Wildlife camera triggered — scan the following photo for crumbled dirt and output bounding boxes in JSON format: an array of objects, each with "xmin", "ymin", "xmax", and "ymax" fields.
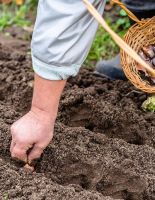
[{"xmin": 0, "ymin": 34, "xmax": 155, "ymax": 200}]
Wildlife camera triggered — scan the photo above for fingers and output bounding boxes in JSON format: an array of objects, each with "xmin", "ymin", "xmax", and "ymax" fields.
[
  {"xmin": 11, "ymin": 143, "xmax": 31, "ymax": 163},
  {"xmin": 28, "ymin": 145, "xmax": 44, "ymax": 164}
]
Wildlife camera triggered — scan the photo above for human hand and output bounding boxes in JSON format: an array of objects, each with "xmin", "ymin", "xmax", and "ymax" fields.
[
  {"xmin": 10, "ymin": 108, "xmax": 55, "ymax": 163},
  {"xmin": 10, "ymin": 74, "xmax": 66, "ymax": 164}
]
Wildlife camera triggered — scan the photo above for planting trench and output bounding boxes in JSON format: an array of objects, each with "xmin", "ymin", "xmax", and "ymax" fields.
[{"xmin": 0, "ymin": 34, "xmax": 155, "ymax": 200}]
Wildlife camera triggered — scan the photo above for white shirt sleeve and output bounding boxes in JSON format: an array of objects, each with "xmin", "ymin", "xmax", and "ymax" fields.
[{"xmin": 31, "ymin": 0, "xmax": 106, "ymax": 80}]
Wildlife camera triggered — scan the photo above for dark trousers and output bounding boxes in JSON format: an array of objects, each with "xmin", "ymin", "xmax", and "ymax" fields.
[{"xmin": 122, "ymin": 0, "xmax": 155, "ymax": 19}]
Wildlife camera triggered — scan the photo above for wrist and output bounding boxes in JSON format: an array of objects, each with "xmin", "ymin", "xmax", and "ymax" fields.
[
  {"xmin": 30, "ymin": 74, "xmax": 66, "ymax": 123},
  {"xmin": 30, "ymin": 106, "xmax": 57, "ymax": 123}
]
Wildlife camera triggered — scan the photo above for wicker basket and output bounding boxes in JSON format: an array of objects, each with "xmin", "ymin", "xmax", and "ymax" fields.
[
  {"xmin": 83, "ymin": 0, "xmax": 155, "ymax": 93},
  {"xmin": 121, "ymin": 16, "xmax": 155, "ymax": 93}
]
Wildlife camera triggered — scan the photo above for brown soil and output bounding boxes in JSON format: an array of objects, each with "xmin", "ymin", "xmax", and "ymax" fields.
[{"xmin": 0, "ymin": 33, "xmax": 155, "ymax": 200}]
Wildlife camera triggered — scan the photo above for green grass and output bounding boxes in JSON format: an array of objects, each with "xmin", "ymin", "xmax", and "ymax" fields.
[
  {"xmin": 84, "ymin": 25, "xmax": 119, "ymax": 66},
  {"xmin": 0, "ymin": 4, "xmax": 30, "ymax": 30},
  {"xmin": 85, "ymin": 9, "xmax": 131, "ymax": 66},
  {"xmin": 0, "ymin": 0, "xmax": 37, "ymax": 30}
]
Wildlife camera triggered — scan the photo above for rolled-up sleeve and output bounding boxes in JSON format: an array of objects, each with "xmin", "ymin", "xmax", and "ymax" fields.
[{"xmin": 31, "ymin": 0, "xmax": 106, "ymax": 80}]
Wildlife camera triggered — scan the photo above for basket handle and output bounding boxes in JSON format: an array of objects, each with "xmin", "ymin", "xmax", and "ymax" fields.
[
  {"xmin": 82, "ymin": 0, "xmax": 155, "ymax": 78},
  {"xmin": 111, "ymin": 0, "xmax": 141, "ymax": 25}
]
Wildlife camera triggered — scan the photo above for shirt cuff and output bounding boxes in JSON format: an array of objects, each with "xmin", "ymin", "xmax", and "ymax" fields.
[{"xmin": 32, "ymin": 54, "xmax": 81, "ymax": 80}]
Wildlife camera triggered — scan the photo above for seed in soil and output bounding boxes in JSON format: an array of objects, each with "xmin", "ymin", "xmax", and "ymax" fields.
[{"xmin": 24, "ymin": 164, "xmax": 34, "ymax": 172}]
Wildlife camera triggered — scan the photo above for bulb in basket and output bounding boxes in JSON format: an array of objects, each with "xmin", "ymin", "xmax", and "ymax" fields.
[{"xmin": 137, "ymin": 44, "xmax": 155, "ymax": 84}]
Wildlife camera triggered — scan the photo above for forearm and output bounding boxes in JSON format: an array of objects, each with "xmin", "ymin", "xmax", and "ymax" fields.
[
  {"xmin": 31, "ymin": 74, "xmax": 66, "ymax": 121},
  {"xmin": 10, "ymin": 74, "xmax": 66, "ymax": 162}
]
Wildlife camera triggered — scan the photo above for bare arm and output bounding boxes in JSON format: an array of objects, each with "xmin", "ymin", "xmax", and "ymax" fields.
[{"xmin": 10, "ymin": 74, "xmax": 66, "ymax": 163}]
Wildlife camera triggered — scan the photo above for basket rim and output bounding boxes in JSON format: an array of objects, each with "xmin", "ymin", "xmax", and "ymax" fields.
[{"xmin": 121, "ymin": 16, "xmax": 155, "ymax": 93}]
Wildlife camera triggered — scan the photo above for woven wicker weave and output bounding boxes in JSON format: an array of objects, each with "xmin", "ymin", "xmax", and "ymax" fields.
[
  {"xmin": 121, "ymin": 17, "xmax": 155, "ymax": 93},
  {"xmin": 83, "ymin": 0, "xmax": 155, "ymax": 93}
]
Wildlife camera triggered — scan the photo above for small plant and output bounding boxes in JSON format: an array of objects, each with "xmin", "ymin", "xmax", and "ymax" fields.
[{"xmin": 142, "ymin": 96, "xmax": 155, "ymax": 112}]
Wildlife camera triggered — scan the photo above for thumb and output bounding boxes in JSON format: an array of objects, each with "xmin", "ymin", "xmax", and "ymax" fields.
[
  {"xmin": 28, "ymin": 145, "xmax": 44, "ymax": 164},
  {"xmin": 11, "ymin": 143, "xmax": 29, "ymax": 163},
  {"xmin": 10, "ymin": 140, "xmax": 16, "ymax": 153}
]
